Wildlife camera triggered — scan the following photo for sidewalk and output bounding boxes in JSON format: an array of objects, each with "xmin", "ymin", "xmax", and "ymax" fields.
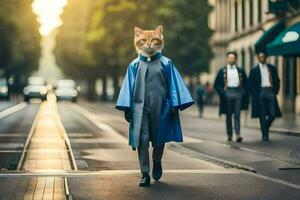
[{"xmin": 183, "ymin": 105, "xmax": 300, "ymax": 135}]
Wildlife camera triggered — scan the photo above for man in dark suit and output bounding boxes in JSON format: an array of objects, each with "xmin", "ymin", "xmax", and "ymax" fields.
[
  {"xmin": 248, "ymin": 52, "xmax": 282, "ymax": 142},
  {"xmin": 214, "ymin": 52, "xmax": 248, "ymax": 142}
]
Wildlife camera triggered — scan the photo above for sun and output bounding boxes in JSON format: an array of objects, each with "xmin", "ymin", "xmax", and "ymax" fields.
[{"xmin": 32, "ymin": 0, "xmax": 68, "ymax": 36}]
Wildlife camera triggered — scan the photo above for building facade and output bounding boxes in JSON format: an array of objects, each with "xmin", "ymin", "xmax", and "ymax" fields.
[{"xmin": 208, "ymin": 0, "xmax": 300, "ymax": 114}]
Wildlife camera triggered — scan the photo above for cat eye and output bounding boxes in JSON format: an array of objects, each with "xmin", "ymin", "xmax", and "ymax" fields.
[
  {"xmin": 140, "ymin": 39, "xmax": 146, "ymax": 43},
  {"xmin": 151, "ymin": 38, "xmax": 160, "ymax": 42}
]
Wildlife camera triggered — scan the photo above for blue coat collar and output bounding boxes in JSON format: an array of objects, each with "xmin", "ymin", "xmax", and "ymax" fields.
[{"xmin": 139, "ymin": 52, "xmax": 162, "ymax": 62}]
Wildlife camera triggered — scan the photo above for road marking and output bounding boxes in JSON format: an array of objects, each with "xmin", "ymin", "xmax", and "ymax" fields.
[
  {"xmin": 172, "ymin": 143, "xmax": 300, "ymax": 190},
  {"xmin": 0, "ymin": 102, "xmax": 27, "ymax": 120},
  {"xmin": 0, "ymin": 150, "xmax": 23, "ymax": 153},
  {"xmin": 0, "ymin": 169, "xmax": 240, "ymax": 177},
  {"xmin": 72, "ymin": 104, "xmax": 127, "ymax": 143},
  {"xmin": 74, "ymin": 104, "xmax": 300, "ymax": 190},
  {"xmin": 184, "ymin": 135, "xmax": 300, "ymax": 166},
  {"xmin": 242, "ymin": 170, "xmax": 300, "ymax": 190},
  {"xmin": 0, "ymin": 133, "xmax": 27, "ymax": 137}
]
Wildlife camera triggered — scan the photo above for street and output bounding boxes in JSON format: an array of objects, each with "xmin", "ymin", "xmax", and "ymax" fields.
[{"xmin": 0, "ymin": 98, "xmax": 299, "ymax": 199}]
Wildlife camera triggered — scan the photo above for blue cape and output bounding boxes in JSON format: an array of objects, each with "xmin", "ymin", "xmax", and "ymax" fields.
[{"xmin": 115, "ymin": 56, "xmax": 194, "ymax": 148}]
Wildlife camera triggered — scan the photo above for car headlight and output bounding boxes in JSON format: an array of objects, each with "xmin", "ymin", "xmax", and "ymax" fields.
[
  {"xmin": 73, "ymin": 90, "xmax": 78, "ymax": 97},
  {"xmin": 23, "ymin": 88, "xmax": 29, "ymax": 95},
  {"xmin": 55, "ymin": 90, "xmax": 61, "ymax": 96},
  {"xmin": 40, "ymin": 88, "xmax": 47, "ymax": 95},
  {"xmin": 0, "ymin": 87, "xmax": 8, "ymax": 94}
]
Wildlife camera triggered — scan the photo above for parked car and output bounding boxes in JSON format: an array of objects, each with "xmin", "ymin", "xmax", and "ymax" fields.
[
  {"xmin": 23, "ymin": 77, "xmax": 48, "ymax": 102},
  {"xmin": 0, "ymin": 78, "xmax": 9, "ymax": 100},
  {"xmin": 55, "ymin": 79, "xmax": 78, "ymax": 102}
]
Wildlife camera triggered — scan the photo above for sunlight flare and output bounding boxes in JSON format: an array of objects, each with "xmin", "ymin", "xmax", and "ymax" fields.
[{"xmin": 32, "ymin": 0, "xmax": 67, "ymax": 36}]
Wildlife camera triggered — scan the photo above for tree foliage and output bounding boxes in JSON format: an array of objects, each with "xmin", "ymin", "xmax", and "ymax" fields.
[
  {"xmin": 0, "ymin": 0, "xmax": 41, "ymax": 91},
  {"xmin": 55, "ymin": 0, "xmax": 213, "ymax": 99}
]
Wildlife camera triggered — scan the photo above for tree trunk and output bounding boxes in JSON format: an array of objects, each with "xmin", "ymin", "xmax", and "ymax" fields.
[
  {"xmin": 101, "ymin": 75, "xmax": 108, "ymax": 101},
  {"xmin": 113, "ymin": 74, "xmax": 120, "ymax": 100},
  {"xmin": 87, "ymin": 78, "xmax": 96, "ymax": 101}
]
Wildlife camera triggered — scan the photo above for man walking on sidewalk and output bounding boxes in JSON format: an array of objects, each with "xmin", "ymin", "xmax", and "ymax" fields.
[
  {"xmin": 248, "ymin": 52, "xmax": 282, "ymax": 142},
  {"xmin": 195, "ymin": 80, "xmax": 205, "ymax": 118},
  {"xmin": 116, "ymin": 25, "xmax": 193, "ymax": 187},
  {"xmin": 214, "ymin": 52, "xmax": 248, "ymax": 142}
]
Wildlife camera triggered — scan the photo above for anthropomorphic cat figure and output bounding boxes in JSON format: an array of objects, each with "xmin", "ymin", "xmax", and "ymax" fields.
[{"xmin": 116, "ymin": 25, "xmax": 193, "ymax": 187}]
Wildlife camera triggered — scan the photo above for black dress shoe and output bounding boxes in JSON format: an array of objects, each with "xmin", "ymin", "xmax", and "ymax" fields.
[
  {"xmin": 139, "ymin": 173, "xmax": 150, "ymax": 187},
  {"xmin": 227, "ymin": 137, "xmax": 232, "ymax": 142},
  {"xmin": 262, "ymin": 137, "xmax": 269, "ymax": 142},
  {"xmin": 236, "ymin": 136, "xmax": 243, "ymax": 143},
  {"xmin": 152, "ymin": 161, "xmax": 162, "ymax": 181}
]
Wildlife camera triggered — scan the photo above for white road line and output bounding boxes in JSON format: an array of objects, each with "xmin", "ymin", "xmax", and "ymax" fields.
[
  {"xmin": 171, "ymin": 143, "xmax": 300, "ymax": 190},
  {"xmin": 0, "ymin": 102, "xmax": 27, "ymax": 120},
  {"xmin": 72, "ymin": 104, "xmax": 127, "ymax": 143},
  {"xmin": 242, "ymin": 170, "xmax": 300, "ymax": 190},
  {"xmin": 0, "ymin": 169, "xmax": 240, "ymax": 177}
]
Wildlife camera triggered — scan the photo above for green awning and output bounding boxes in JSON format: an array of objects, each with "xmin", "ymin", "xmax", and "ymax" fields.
[
  {"xmin": 267, "ymin": 22, "xmax": 300, "ymax": 56},
  {"xmin": 255, "ymin": 21, "xmax": 285, "ymax": 54}
]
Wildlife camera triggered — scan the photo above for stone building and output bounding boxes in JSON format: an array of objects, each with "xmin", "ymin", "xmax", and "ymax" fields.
[{"xmin": 207, "ymin": 0, "xmax": 300, "ymax": 114}]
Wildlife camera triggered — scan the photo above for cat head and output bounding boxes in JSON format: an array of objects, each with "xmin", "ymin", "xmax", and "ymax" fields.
[{"xmin": 134, "ymin": 25, "xmax": 164, "ymax": 56}]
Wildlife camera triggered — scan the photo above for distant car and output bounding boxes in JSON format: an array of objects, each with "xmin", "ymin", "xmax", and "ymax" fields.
[
  {"xmin": 55, "ymin": 79, "xmax": 78, "ymax": 102},
  {"xmin": 0, "ymin": 78, "xmax": 9, "ymax": 100},
  {"xmin": 23, "ymin": 77, "xmax": 48, "ymax": 102}
]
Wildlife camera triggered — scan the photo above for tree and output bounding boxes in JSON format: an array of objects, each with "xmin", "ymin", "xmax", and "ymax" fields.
[
  {"xmin": 55, "ymin": 0, "xmax": 98, "ymax": 100},
  {"xmin": 161, "ymin": 0, "xmax": 213, "ymax": 77},
  {"xmin": 56, "ymin": 0, "xmax": 214, "ymax": 100},
  {"xmin": 0, "ymin": 0, "xmax": 41, "ymax": 94}
]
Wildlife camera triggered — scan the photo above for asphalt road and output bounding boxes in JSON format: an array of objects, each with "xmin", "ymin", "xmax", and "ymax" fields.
[{"xmin": 0, "ymin": 100, "xmax": 299, "ymax": 199}]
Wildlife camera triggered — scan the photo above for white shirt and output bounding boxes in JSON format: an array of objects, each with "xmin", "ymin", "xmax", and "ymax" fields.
[
  {"xmin": 226, "ymin": 64, "xmax": 240, "ymax": 87},
  {"xmin": 259, "ymin": 63, "xmax": 271, "ymax": 87}
]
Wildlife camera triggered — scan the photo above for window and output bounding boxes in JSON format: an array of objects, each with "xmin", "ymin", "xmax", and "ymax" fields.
[
  {"xmin": 258, "ymin": 0, "xmax": 262, "ymax": 23},
  {"xmin": 241, "ymin": 49, "xmax": 246, "ymax": 69},
  {"xmin": 249, "ymin": 0, "xmax": 254, "ymax": 26},
  {"xmin": 242, "ymin": 0, "xmax": 245, "ymax": 29},
  {"xmin": 234, "ymin": 1, "xmax": 238, "ymax": 31},
  {"xmin": 249, "ymin": 47, "xmax": 254, "ymax": 69}
]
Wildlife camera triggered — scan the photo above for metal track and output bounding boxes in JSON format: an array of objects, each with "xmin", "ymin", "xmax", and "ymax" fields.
[{"xmin": 16, "ymin": 100, "xmax": 77, "ymax": 199}]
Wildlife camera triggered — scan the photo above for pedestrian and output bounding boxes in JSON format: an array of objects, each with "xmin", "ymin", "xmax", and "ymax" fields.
[
  {"xmin": 195, "ymin": 80, "xmax": 205, "ymax": 118},
  {"xmin": 214, "ymin": 51, "xmax": 248, "ymax": 142},
  {"xmin": 115, "ymin": 25, "xmax": 194, "ymax": 187},
  {"xmin": 204, "ymin": 82, "xmax": 213, "ymax": 105},
  {"xmin": 248, "ymin": 52, "xmax": 282, "ymax": 142}
]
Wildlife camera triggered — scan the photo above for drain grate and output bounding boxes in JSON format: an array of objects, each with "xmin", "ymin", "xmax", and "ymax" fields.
[{"xmin": 290, "ymin": 145, "xmax": 300, "ymax": 159}]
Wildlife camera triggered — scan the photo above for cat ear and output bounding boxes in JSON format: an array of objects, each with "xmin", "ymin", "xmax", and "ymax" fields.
[
  {"xmin": 134, "ymin": 26, "xmax": 143, "ymax": 37},
  {"xmin": 154, "ymin": 25, "xmax": 163, "ymax": 36}
]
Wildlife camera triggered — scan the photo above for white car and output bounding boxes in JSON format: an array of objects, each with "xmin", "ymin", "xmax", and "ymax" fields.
[
  {"xmin": 23, "ymin": 77, "xmax": 48, "ymax": 102},
  {"xmin": 55, "ymin": 79, "xmax": 79, "ymax": 102}
]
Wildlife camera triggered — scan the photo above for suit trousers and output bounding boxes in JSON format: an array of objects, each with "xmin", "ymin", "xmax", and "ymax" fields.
[
  {"xmin": 138, "ymin": 111, "xmax": 164, "ymax": 173},
  {"xmin": 225, "ymin": 87, "xmax": 242, "ymax": 138},
  {"xmin": 258, "ymin": 87, "xmax": 276, "ymax": 139}
]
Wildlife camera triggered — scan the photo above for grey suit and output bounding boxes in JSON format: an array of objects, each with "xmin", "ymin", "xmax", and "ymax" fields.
[{"xmin": 135, "ymin": 59, "xmax": 167, "ymax": 173}]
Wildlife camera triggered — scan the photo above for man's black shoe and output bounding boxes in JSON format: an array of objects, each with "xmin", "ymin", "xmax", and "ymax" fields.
[
  {"xmin": 227, "ymin": 137, "xmax": 232, "ymax": 141},
  {"xmin": 152, "ymin": 161, "xmax": 162, "ymax": 181},
  {"xmin": 262, "ymin": 137, "xmax": 269, "ymax": 142},
  {"xmin": 236, "ymin": 136, "xmax": 243, "ymax": 143},
  {"xmin": 139, "ymin": 173, "xmax": 150, "ymax": 187}
]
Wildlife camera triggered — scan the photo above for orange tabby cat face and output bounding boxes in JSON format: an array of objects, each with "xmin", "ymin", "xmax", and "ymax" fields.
[{"xmin": 134, "ymin": 25, "xmax": 164, "ymax": 56}]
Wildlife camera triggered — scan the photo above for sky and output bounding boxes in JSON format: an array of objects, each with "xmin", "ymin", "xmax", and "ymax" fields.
[
  {"xmin": 32, "ymin": 0, "xmax": 68, "ymax": 36},
  {"xmin": 31, "ymin": 0, "xmax": 68, "ymax": 83}
]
